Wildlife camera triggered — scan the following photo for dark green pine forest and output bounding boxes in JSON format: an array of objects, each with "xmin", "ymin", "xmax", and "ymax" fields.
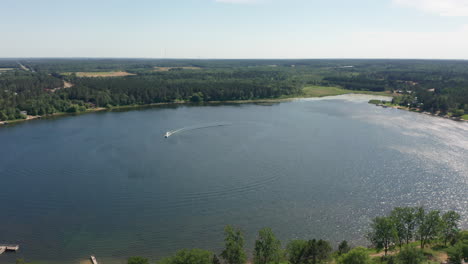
[{"xmin": 1, "ymin": 59, "xmax": 468, "ymax": 121}]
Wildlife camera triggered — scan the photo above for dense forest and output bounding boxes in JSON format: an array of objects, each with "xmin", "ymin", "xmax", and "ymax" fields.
[
  {"xmin": 0, "ymin": 68, "xmax": 301, "ymax": 120},
  {"xmin": 15, "ymin": 207, "xmax": 468, "ymax": 264},
  {"xmin": 1, "ymin": 59, "xmax": 468, "ymax": 121}
]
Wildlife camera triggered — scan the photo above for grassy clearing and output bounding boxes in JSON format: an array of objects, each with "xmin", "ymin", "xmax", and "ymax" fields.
[
  {"xmin": 368, "ymin": 100, "xmax": 398, "ymax": 106},
  {"xmin": 62, "ymin": 71, "xmax": 136, "ymax": 77},
  {"xmin": 153, "ymin": 66, "xmax": 202, "ymax": 72},
  {"xmin": 462, "ymin": 114, "xmax": 468, "ymax": 120},
  {"xmin": 300, "ymin": 85, "xmax": 392, "ymax": 98},
  {"xmin": 363, "ymin": 244, "xmax": 449, "ymax": 264}
]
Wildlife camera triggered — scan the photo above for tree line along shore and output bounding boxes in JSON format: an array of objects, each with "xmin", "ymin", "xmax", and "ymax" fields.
[
  {"xmin": 368, "ymin": 99, "xmax": 468, "ymax": 122},
  {"xmin": 14, "ymin": 207, "xmax": 468, "ymax": 264},
  {"xmin": 1, "ymin": 59, "xmax": 468, "ymax": 124}
]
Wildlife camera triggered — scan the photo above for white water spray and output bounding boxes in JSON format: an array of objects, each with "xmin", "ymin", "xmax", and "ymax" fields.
[{"xmin": 164, "ymin": 123, "xmax": 230, "ymax": 138}]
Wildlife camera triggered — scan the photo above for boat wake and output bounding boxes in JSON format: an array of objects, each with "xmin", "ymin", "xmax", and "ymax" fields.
[{"xmin": 164, "ymin": 123, "xmax": 230, "ymax": 138}]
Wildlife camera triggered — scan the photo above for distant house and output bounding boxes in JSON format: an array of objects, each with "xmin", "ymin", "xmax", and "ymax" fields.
[
  {"xmin": 427, "ymin": 88, "xmax": 435, "ymax": 92},
  {"xmin": 405, "ymin": 81, "xmax": 418, "ymax": 86},
  {"xmin": 20, "ymin": 111, "xmax": 27, "ymax": 116}
]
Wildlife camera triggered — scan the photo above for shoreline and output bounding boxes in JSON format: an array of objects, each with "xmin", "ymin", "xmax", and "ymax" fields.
[
  {"xmin": 0, "ymin": 97, "xmax": 305, "ymax": 127},
  {"xmin": 0, "ymin": 86, "xmax": 394, "ymax": 127},
  {"xmin": 3, "ymin": 93, "xmax": 466, "ymax": 127},
  {"xmin": 0, "ymin": 91, "xmax": 432, "ymax": 127},
  {"xmin": 372, "ymin": 103, "xmax": 468, "ymax": 123}
]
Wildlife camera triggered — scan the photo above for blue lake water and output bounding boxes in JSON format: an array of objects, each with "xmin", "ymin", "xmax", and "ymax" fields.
[{"xmin": 0, "ymin": 95, "xmax": 467, "ymax": 264}]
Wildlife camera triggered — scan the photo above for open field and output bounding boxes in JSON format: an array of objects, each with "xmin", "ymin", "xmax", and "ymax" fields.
[
  {"xmin": 63, "ymin": 80, "xmax": 73, "ymax": 88},
  {"xmin": 153, "ymin": 66, "xmax": 202, "ymax": 71},
  {"xmin": 61, "ymin": 71, "xmax": 136, "ymax": 77},
  {"xmin": 299, "ymin": 85, "xmax": 392, "ymax": 98}
]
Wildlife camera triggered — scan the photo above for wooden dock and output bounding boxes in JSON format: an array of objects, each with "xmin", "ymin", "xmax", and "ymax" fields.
[
  {"xmin": 0, "ymin": 245, "xmax": 19, "ymax": 255},
  {"xmin": 90, "ymin": 255, "xmax": 98, "ymax": 264}
]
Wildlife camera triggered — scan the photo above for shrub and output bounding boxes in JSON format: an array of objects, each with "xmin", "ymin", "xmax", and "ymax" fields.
[{"xmin": 338, "ymin": 247, "xmax": 371, "ymax": 264}]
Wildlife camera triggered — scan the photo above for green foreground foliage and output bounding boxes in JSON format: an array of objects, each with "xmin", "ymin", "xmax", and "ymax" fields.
[
  {"xmin": 128, "ymin": 256, "xmax": 150, "ymax": 264},
  {"xmin": 116, "ymin": 206, "xmax": 465, "ymax": 264},
  {"xmin": 367, "ymin": 207, "xmax": 462, "ymax": 254},
  {"xmin": 337, "ymin": 247, "xmax": 371, "ymax": 264},
  {"xmin": 447, "ymin": 231, "xmax": 468, "ymax": 264},
  {"xmin": 159, "ymin": 249, "xmax": 214, "ymax": 264},
  {"xmin": 396, "ymin": 245, "xmax": 425, "ymax": 264},
  {"xmin": 285, "ymin": 239, "xmax": 332, "ymax": 264},
  {"xmin": 222, "ymin": 225, "xmax": 247, "ymax": 264},
  {"xmin": 254, "ymin": 228, "xmax": 282, "ymax": 264}
]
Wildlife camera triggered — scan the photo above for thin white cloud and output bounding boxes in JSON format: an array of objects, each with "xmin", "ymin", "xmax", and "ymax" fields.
[
  {"xmin": 215, "ymin": 0, "xmax": 260, "ymax": 4},
  {"xmin": 393, "ymin": 0, "xmax": 468, "ymax": 16},
  {"xmin": 215, "ymin": 0, "xmax": 257, "ymax": 4}
]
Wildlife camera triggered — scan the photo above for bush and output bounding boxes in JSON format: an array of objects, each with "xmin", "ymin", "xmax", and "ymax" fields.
[
  {"xmin": 159, "ymin": 249, "xmax": 214, "ymax": 264},
  {"xmin": 451, "ymin": 109, "xmax": 465, "ymax": 117},
  {"xmin": 286, "ymin": 240, "xmax": 308, "ymax": 264},
  {"xmin": 66, "ymin": 104, "xmax": 86, "ymax": 113},
  {"xmin": 338, "ymin": 240, "xmax": 351, "ymax": 255},
  {"xmin": 0, "ymin": 111, "xmax": 8, "ymax": 121},
  {"xmin": 397, "ymin": 246, "xmax": 424, "ymax": 264},
  {"xmin": 128, "ymin": 256, "xmax": 149, "ymax": 264},
  {"xmin": 190, "ymin": 92, "xmax": 204, "ymax": 103},
  {"xmin": 447, "ymin": 242, "xmax": 468, "ymax": 264},
  {"xmin": 338, "ymin": 247, "xmax": 371, "ymax": 264}
]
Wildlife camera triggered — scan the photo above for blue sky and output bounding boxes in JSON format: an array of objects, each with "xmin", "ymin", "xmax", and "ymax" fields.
[{"xmin": 1, "ymin": 0, "xmax": 468, "ymax": 59}]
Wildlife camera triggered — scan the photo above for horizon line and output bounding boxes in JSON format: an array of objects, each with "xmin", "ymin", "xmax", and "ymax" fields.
[{"xmin": 1, "ymin": 57, "xmax": 468, "ymax": 61}]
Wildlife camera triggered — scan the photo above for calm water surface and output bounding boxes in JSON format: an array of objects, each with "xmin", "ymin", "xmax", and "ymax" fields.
[{"xmin": 0, "ymin": 95, "xmax": 467, "ymax": 264}]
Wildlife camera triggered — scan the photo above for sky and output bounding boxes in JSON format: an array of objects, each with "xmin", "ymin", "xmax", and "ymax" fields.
[{"xmin": 1, "ymin": 0, "xmax": 468, "ymax": 59}]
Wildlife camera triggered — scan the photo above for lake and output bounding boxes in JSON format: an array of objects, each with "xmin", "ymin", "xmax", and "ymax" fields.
[{"xmin": 0, "ymin": 95, "xmax": 467, "ymax": 264}]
